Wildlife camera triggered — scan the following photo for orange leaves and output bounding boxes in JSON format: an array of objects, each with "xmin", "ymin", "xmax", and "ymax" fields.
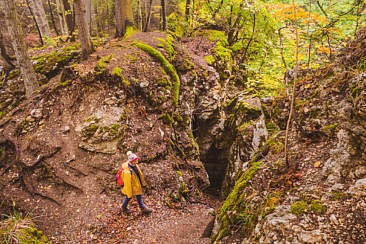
[{"xmin": 266, "ymin": 3, "xmax": 327, "ymax": 26}]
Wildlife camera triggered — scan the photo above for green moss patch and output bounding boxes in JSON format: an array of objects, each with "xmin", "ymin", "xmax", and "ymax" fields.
[
  {"xmin": 32, "ymin": 44, "xmax": 81, "ymax": 79},
  {"xmin": 214, "ymin": 161, "xmax": 262, "ymax": 241},
  {"xmin": 123, "ymin": 26, "xmax": 136, "ymax": 39},
  {"xmin": 290, "ymin": 200, "xmax": 307, "ymax": 215},
  {"xmin": 96, "ymin": 54, "xmax": 114, "ymax": 74},
  {"xmin": 291, "ymin": 199, "xmax": 327, "ymax": 216},
  {"xmin": 0, "ymin": 212, "xmax": 49, "ymax": 243},
  {"xmin": 156, "ymin": 34, "xmax": 176, "ymax": 61},
  {"xmin": 133, "ymin": 42, "xmax": 180, "ymax": 106},
  {"xmin": 111, "ymin": 67, "xmax": 130, "ymax": 86}
]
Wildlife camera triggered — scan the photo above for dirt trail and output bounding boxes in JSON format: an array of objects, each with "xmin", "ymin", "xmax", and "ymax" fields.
[{"xmin": 95, "ymin": 193, "xmax": 218, "ymax": 243}]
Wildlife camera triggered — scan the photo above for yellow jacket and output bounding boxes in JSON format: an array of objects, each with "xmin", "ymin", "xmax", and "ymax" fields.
[{"xmin": 121, "ymin": 162, "xmax": 147, "ymax": 198}]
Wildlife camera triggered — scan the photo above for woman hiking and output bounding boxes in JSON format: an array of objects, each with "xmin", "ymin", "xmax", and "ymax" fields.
[{"xmin": 121, "ymin": 151, "xmax": 153, "ymax": 216}]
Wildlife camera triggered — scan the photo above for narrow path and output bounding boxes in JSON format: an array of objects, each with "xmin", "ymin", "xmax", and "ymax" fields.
[
  {"xmin": 95, "ymin": 193, "xmax": 219, "ymax": 243},
  {"xmin": 127, "ymin": 203, "xmax": 214, "ymax": 243}
]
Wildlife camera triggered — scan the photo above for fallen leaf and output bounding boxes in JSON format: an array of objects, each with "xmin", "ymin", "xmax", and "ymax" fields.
[{"xmin": 314, "ymin": 161, "xmax": 321, "ymax": 168}]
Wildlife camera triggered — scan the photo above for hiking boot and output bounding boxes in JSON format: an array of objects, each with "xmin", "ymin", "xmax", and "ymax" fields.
[
  {"xmin": 122, "ymin": 208, "xmax": 131, "ymax": 216},
  {"xmin": 141, "ymin": 207, "xmax": 153, "ymax": 215}
]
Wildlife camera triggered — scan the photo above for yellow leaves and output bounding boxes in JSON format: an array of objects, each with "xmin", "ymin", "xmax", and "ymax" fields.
[
  {"xmin": 265, "ymin": 3, "xmax": 326, "ymax": 26},
  {"xmin": 314, "ymin": 161, "xmax": 322, "ymax": 168},
  {"xmin": 267, "ymin": 197, "xmax": 279, "ymax": 208},
  {"xmin": 316, "ymin": 45, "xmax": 331, "ymax": 55}
]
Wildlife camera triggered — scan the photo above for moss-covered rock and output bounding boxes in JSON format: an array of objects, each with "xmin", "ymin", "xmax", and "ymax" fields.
[
  {"xmin": 32, "ymin": 44, "xmax": 81, "ymax": 80},
  {"xmin": 212, "ymin": 161, "xmax": 262, "ymax": 241},
  {"xmin": 0, "ymin": 213, "xmax": 49, "ymax": 243},
  {"xmin": 77, "ymin": 107, "xmax": 126, "ymax": 154}
]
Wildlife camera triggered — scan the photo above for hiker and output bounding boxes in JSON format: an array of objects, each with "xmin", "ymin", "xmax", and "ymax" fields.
[{"xmin": 120, "ymin": 151, "xmax": 153, "ymax": 216}]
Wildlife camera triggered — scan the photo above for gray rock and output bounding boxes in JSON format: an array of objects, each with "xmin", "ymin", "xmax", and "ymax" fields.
[
  {"xmin": 30, "ymin": 108, "xmax": 43, "ymax": 119},
  {"xmin": 348, "ymin": 178, "xmax": 366, "ymax": 197}
]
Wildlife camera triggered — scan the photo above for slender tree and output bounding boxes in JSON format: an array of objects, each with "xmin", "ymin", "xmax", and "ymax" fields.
[
  {"xmin": 185, "ymin": 0, "xmax": 191, "ymax": 21},
  {"xmin": 306, "ymin": 0, "xmax": 313, "ymax": 69},
  {"xmin": 284, "ymin": 0, "xmax": 300, "ymax": 166},
  {"xmin": 25, "ymin": 0, "xmax": 44, "ymax": 45},
  {"xmin": 137, "ymin": 0, "xmax": 143, "ymax": 30},
  {"xmin": 85, "ymin": 0, "xmax": 96, "ymax": 35},
  {"xmin": 74, "ymin": 0, "xmax": 94, "ymax": 58},
  {"xmin": 143, "ymin": 0, "xmax": 153, "ymax": 32},
  {"xmin": 2, "ymin": 0, "xmax": 39, "ymax": 97},
  {"xmin": 161, "ymin": 0, "xmax": 167, "ymax": 31},
  {"xmin": 115, "ymin": 0, "xmax": 135, "ymax": 37},
  {"xmin": 28, "ymin": 0, "xmax": 51, "ymax": 37},
  {"xmin": 55, "ymin": 0, "xmax": 69, "ymax": 35},
  {"xmin": 62, "ymin": 0, "xmax": 74, "ymax": 35},
  {"xmin": 48, "ymin": 0, "xmax": 60, "ymax": 36}
]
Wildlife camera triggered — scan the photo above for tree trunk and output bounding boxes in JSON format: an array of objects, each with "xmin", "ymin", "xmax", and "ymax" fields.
[
  {"xmin": 115, "ymin": 0, "xmax": 135, "ymax": 37},
  {"xmin": 161, "ymin": 0, "xmax": 166, "ymax": 31},
  {"xmin": 29, "ymin": 0, "xmax": 51, "ymax": 37},
  {"xmin": 137, "ymin": 0, "xmax": 143, "ymax": 31},
  {"xmin": 284, "ymin": 0, "xmax": 300, "ymax": 166},
  {"xmin": 143, "ymin": 0, "xmax": 153, "ymax": 32},
  {"xmin": 62, "ymin": 0, "xmax": 74, "ymax": 35},
  {"xmin": 2, "ymin": 0, "xmax": 39, "ymax": 97},
  {"xmin": 0, "ymin": 32, "xmax": 15, "ymax": 70},
  {"xmin": 48, "ymin": 0, "xmax": 60, "ymax": 36},
  {"xmin": 25, "ymin": 0, "xmax": 44, "ymax": 45},
  {"xmin": 74, "ymin": 0, "xmax": 94, "ymax": 58},
  {"xmin": 55, "ymin": 0, "xmax": 69, "ymax": 35},
  {"xmin": 85, "ymin": 0, "xmax": 96, "ymax": 35},
  {"xmin": 185, "ymin": 0, "xmax": 191, "ymax": 21}
]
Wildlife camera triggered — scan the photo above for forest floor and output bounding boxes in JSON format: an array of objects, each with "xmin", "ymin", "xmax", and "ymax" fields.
[{"xmin": 91, "ymin": 192, "xmax": 219, "ymax": 243}]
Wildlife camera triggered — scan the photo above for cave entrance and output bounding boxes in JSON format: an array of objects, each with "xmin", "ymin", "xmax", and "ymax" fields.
[{"xmin": 200, "ymin": 145, "xmax": 229, "ymax": 197}]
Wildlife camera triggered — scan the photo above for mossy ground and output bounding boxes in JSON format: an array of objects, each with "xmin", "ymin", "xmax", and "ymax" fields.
[
  {"xmin": 0, "ymin": 212, "xmax": 49, "ymax": 243},
  {"xmin": 133, "ymin": 42, "xmax": 180, "ymax": 106}
]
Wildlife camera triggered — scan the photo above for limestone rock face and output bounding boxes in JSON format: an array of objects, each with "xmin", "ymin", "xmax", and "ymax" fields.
[
  {"xmin": 221, "ymin": 96, "xmax": 268, "ymax": 198},
  {"xmin": 76, "ymin": 105, "xmax": 125, "ymax": 154}
]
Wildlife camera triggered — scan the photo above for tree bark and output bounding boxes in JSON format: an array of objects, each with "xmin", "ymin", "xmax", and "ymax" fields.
[
  {"xmin": 48, "ymin": 0, "xmax": 60, "ymax": 36},
  {"xmin": 161, "ymin": 0, "xmax": 167, "ymax": 31},
  {"xmin": 29, "ymin": 0, "xmax": 51, "ymax": 37},
  {"xmin": 0, "ymin": 32, "xmax": 15, "ymax": 70},
  {"xmin": 115, "ymin": 0, "xmax": 135, "ymax": 37},
  {"xmin": 62, "ymin": 0, "xmax": 74, "ymax": 35},
  {"xmin": 143, "ymin": 0, "xmax": 153, "ymax": 32},
  {"xmin": 284, "ymin": 0, "xmax": 299, "ymax": 166},
  {"xmin": 185, "ymin": 0, "xmax": 191, "ymax": 21},
  {"xmin": 2, "ymin": 0, "xmax": 39, "ymax": 97},
  {"xmin": 74, "ymin": 0, "xmax": 94, "ymax": 58},
  {"xmin": 55, "ymin": 0, "xmax": 69, "ymax": 35},
  {"xmin": 25, "ymin": 0, "xmax": 44, "ymax": 45}
]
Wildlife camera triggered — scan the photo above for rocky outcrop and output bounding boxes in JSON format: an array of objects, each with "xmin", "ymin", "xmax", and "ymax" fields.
[
  {"xmin": 211, "ymin": 31, "xmax": 366, "ymax": 243},
  {"xmin": 181, "ymin": 36, "xmax": 269, "ymax": 197}
]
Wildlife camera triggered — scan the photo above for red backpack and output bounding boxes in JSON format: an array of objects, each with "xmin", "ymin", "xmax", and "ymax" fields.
[{"xmin": 116, "ymin": 168, "xmax": 124, "ymax": 186}]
